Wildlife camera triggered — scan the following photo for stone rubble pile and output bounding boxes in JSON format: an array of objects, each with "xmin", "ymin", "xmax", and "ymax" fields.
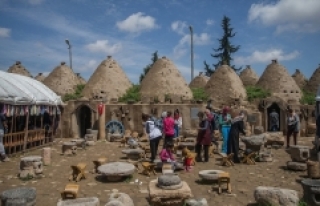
[
  {"xmin": 254, "ymin": 186, "xmax": 299, "ymax": 206},
  {"xmin": 287, "ymin": 145, "xmax": 309, "ymax": 171}
]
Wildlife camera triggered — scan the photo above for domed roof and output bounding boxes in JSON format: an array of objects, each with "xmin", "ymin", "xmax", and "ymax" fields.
[
  {"xmin": 292, "ymin": 69, "xmax": 307, "ymax": 89},
  {"xmin": 189, "ymin": 72, "xmax": 209, "ymax": 89},
  {"xmin": 204, "ymin": 63, "xmax": 247, "ymax": 107},
  {"xmin": 239, "ymin": 65, "xmax": 259, "ymax": 86},
  {"xmin": 43, "ymin": 62, "xmax": 79, "ymax": 96},
  {"xmin": 256, "ymin": 59, "xmax": 302, "ymax": 102},
  {"xmin": 304, "ymin": 64, "xmax": 320, "ymax": 94},
  {"xmin": 34, "ymin": 73, "xmax": 46, "ymax": 82},
  {"xmin": 7, "ymin": 61, "xmax": 32, "ymax": 77},
  {"xmin": 75, "ymin": 73, "xmax": 86, "ymax": 85},
  {"xmin": 139, "ymin": 56, "xmax": 193, "ymax": 100},
  {"xmin": 81, "ymin": 56, "xmax": 132, "ymax": 100}
]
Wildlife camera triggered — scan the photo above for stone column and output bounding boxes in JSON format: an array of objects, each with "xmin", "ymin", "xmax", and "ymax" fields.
[
  {"xmin": 42, "ymin": 147, "xmax": 51, "ymax": 165},
  {"xmin": 99, "ymin": 104, "xmax": 106, "ymax": 140}
]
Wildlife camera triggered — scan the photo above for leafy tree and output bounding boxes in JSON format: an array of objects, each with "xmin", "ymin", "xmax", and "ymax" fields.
[
  {"xmin": 62, "ymin": 84, "xmax": 85, "ymax": 102},
  {"xmin": 245, "ymin": 86, "xmax": 271, "ymax": 102},
  {"xmin": 203, "ymin": 61, "xmax": 213, "ymax": 76},
  {"xmin": 119, "ymin": 84, "xmax": 141, "ymax": 103},
  {"xmin": 205, "ymin": 15, "xmax": 241, "ymax": 76},
  {"xmin": 191, "ymin": 87, "xmax": 209, "ymax": 101},
  {"xmin": 139, "ymin": 51, "xmax": 159, "ymax": 83},
  {"xmin": 300, "ymin": 89, "xmax": 315, "ymax": 105}
]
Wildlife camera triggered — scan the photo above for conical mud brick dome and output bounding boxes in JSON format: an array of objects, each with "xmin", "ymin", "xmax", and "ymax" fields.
[
  {"xmin": 140, "ymin": 56, "xmax": 193, "ymax": 100},
  {"xmin": 34, "ymin": 73, "xmax": 46, "ymax": 82},
  {"xmin": 256, "ymin": 59, "xmax": 302, "ymax": 102},
  {"xmin": 292, "ymin": 69, "xmax": 307, "ymax": 89},
  {"xmin": 7, "ymin": 61, "xmax": 32, "ymax": 77},
  {"xmin": 189, "ymin": 72, "xmax": 209, "ymax": 89},
  {"xmin": 75, "ymin": 73, "xmax": 86, "ymax": 85},
  {"xmin": 43, "ymin": 62, "xmax": 79, "ymax": 96},
  {"xmin": 304, "ymin": 64, "xmax": 320, "ymax": 94},
  {"xmin": 239, "ymin": 65, "xmax": 259, "ymax": 86},
  {"xmin": 204, "ymin": 63, "xmax": 247, "ymax": 107},
  {"xmin": 82, "ymin": 56, "xmax": 132, "ymax": 100}
]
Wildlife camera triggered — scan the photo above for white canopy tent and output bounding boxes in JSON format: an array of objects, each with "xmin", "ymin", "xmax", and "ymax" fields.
[{"xmin": 0, "ymin": 70, "xmax": 63, "ymax": 105}]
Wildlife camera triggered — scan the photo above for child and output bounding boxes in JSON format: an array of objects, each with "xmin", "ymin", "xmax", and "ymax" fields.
[
  {"xmin": 182, "ymin": 146, "xmax": 195, "ymax": 172},
  {"xmin": 159, "ymin": 142, "xmax": 177, "ymax": 170}
]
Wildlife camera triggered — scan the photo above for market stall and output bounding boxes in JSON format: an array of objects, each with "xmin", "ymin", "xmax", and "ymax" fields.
[{"xmin": 0, "ymin": 71, "xmax": 63, "ymax": 155}]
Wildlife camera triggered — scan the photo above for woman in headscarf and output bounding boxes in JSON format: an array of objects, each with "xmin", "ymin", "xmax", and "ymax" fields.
[
  {"xmin": 195, "ymin": 111, "xmax": 212, "ymax": 162},
  {"xmin": 227, "ymin": 111, "xmax": 246, "ymax": 163},
  {"xmin": 219, "ymin": 106, "xmax": 232, "ymax": 153}
]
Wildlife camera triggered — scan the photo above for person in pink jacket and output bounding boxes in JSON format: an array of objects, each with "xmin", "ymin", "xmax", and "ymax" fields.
[
  {"xmin": 159, "ymin": 142, "xmax": 177, "ymax": 170},
  {"xmin": 163, "ymin": 111, "xmax": 175, "ymax": 148}
]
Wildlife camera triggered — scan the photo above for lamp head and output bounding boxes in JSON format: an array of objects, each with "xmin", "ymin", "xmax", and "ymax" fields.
[{"xmin": 65, "ymin": 39, "xmax": 70, "ymax": 45}]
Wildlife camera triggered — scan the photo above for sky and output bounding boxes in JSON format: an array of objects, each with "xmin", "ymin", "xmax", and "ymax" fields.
[{"xmin": 0, "ymin": 0, "xmax": 320, "ymax": 84}]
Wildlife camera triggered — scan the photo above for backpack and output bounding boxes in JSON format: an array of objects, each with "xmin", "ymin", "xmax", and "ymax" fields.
[{"xmin": 211, "ymin": 112, "xmax": 219, "ymax": 131}]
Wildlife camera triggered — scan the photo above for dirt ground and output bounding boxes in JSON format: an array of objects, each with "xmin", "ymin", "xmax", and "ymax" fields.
[{"xmin": 0, "ymin": 137, "xmax": 314, "ymax": 206}]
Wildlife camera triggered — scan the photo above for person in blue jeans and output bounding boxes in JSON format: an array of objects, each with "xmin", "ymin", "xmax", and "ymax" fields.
[{"xmin": 219, "ymin": 107, "xmax": 231, "ymax": 154}]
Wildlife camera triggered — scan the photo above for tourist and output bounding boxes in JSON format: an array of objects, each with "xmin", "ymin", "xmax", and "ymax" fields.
[
  {"xmin": 286, "ymin": 109, "xmax": 300, "ymax": 149},
  {"xmin": 205, "ymin": 107, "xmax": 219, "ymax": 147},
  {"xmin": 173, "ymin": 109, "xmax": 182, "ymax": 138},
  {"xmin": 145, "ymin": 114, "xmax": 163, "ymax": 163},
  {"xmin": 195, "ymin": 111, "xmax": 212, "ymax": 162},
  {"xmin": 227, "ymin": 111, "xmax": 246, "ymax": 163},
  {"xmin": 159, "ymin": 141, "xmax": 177, "ymax": 170},
  {"xmin": 269, "ymin": 109, "xmax": 279, "ymax": 131},
  {"xmin": 0, "ymin": 112, "xmax": 10, "ymax": 162},
  {"xmin": 163, "ymin": 111, "xmax": 175, "ymax": 147},
  {"xmin": 219, "ymin": 106, "xmax": 232, "ymax": 154}
]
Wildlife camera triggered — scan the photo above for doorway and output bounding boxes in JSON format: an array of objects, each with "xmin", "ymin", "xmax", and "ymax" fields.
[
  {"xmin": 78, "ymin": 105, "xmax": 92, "ymax": 138},
  {"xmin": 267, "ymin": 103, "xmax": 280, "ymax": 132}
]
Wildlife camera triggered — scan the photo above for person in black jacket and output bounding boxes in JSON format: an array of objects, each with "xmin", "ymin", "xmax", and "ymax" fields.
[{"xmin": 227, "ymin": 111, "xmax": 246, "ymax": 163}]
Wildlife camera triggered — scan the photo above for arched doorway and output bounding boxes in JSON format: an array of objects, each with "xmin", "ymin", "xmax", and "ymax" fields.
[
  {"xmin": 78, "ymin": 105, "xmax": 92, "ymax": 138},
  {"xmin": 267, "ymin": 103, "xmax": 280, "ymax": 131}
]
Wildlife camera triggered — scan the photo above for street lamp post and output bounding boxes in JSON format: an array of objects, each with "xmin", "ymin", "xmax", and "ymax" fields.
[
  {"xmin": 189, "ymin": 26, "xmax": 194, "ymax": 81},
  {"xmin": 65, "ymin": 39, "xmax": 73, "ymax": 70}
]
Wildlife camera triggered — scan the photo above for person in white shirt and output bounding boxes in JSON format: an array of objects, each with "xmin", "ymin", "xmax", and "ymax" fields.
[{"xmin": 143, "ymin": 114, "xmax": 163, "ymax": 162}]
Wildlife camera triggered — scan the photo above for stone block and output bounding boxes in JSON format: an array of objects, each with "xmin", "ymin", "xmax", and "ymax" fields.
[
  {"xmin": 264, "ymin": 132, "xmax": 285, "ymax": 146},
  {"xmin": 254, "ymin": 126, "xmax": 264, "ymax": 135},
  {"xmin": 106, "ymin": 192, "xmax": 133, "ymax": 206},
  {"xmin": 287, "ymin": 161, "xmax": 307, "ymax": 171},
  {"xmin": 254, "ymin": 186, "xmax": 299, "ymax": 206},
  {"xmin": 241, "ymin": 134, "xmax": 266, "ymax": 152},
  {"xmin": 57, "ymin": 197, "xmax": 100, "ymax": 206},
  {"xmin": 158, "ymin": 174, "xmax": 182, "ymax": 190},
  {"xmin": 185, "ymin": 198, "xmax": 208, "ymax": 206},
  {"xmin": 290, "ymin": 145, "xmax": 310, "ymax": 162},
  {"xmin": 1, "ymin": 187, "xmax": 36, "ymax": 206}
]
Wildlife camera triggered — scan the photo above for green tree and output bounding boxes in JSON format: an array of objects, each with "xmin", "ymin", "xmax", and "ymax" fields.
[
  {"xmin": 62, "ymin": 84, "xmax": 85, "ymax": 102},
  {"xmin": 203, "ymin": 61, "xmax": 212, "ymax": 76},
  {"xmin": 139, "ymin": 51, "xmax": 159, "ymax": 83},
  {"xmin": 205, "ymin": 16, "xmax": 241, "ymax": 76}
]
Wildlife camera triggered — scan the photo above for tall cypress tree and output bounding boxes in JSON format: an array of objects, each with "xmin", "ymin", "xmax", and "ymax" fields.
[
  {"xmin": 204, "ymin": 15, "xmax": 241, "ymax": 76},
  {"xmin": 139, "ymin": 51, "xmax": 158, "ymax": 83}
]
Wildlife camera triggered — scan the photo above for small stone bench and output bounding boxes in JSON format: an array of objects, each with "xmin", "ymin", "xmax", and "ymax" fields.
[
  {"xmin": 71, "ymin": 139, "xmax": 86, "ymax": 149},
  {"xmin": 0, "ymin": 187, "xmax": 36, "ymax": 206},
  {"xmin": 19, "ymin": 156, "xmax": 43, "ymax": 179},
  {"xmin": 57, "ymin": 197, "xmax": 99, "ymax": 206},
  {"xmin": 62, "ymin": 142, "xmax": 77, "ymax": 155},
  {"xmin": 122, "ymin": 149, "xmax": 144, "ymax": 160}
]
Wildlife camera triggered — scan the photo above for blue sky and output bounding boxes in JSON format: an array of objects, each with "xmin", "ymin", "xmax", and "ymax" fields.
[{"xmin": 0, "ymin": 0, "xmax": 319, "ymax": 84}]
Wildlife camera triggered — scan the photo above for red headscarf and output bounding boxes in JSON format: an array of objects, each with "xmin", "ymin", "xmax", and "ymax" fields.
[{"xmin": 222, "ymin": 106, "xmax": 230, "ymax": 115}]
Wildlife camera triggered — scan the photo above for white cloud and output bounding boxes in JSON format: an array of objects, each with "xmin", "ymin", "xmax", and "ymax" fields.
[
  {"xmin": 28, "ymin": 0, "xmax": 45, "ymax": 5},
  {"xmin": 116, "ymin": 12, "xmax": 158, "ymax": 33},
  {"xmin": 234, "ymin": 49, "xmax": 300, "ymax": 65},
  {"xmin": 85, "ymin": 40, "xmax": 122, "ymax": 54},
  {"xmin": 171, "ymin": 21, "xmax": 188, "ymax": 35},
  {"xmin": 248, "ymin": 0, "xmax": 320, "ymax": 33},
  {"xmin": 0, "ymin": 27, "xmax": 11, "ymax": 37},
  {"xmin": 78, "ymin": 59, "xmax": 99, "ymax": 72},
  {"xmin": 206, "ymin": 19, "xmax": 214, "ymax": 26}
]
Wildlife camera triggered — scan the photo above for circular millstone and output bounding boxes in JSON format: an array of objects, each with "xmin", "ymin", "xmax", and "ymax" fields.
[
  {"xmin": 63, "ymin": 142, "xmax": 76, "ymax": 146},
  {"xmin": 157, "ymin": 174, "xmax": 182, "ymax": 189},
  {"xmin": 122, "ymin": 149, "xmax": 144, "ymax": 155},
  {"xmin": 199, "ymin": 170, "xmax": 225, "ymax": 180},
  {"xmin": 1, "ymin": 187, "xmax": 36, "ymax": 206},
  {"xmin": 98, "ymin": 162, "xmax": 135, "ymax": 177}
]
